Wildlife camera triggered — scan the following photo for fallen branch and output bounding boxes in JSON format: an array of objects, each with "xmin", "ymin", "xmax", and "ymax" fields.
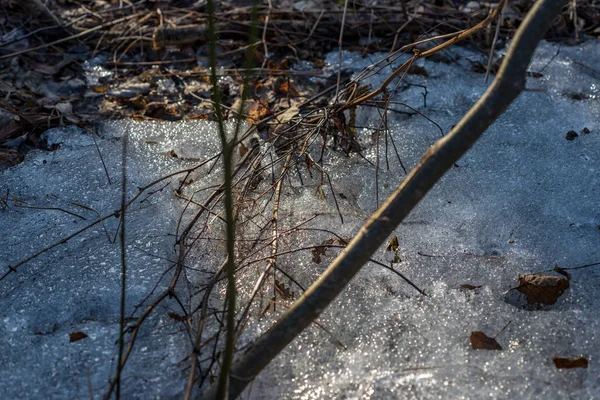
[{"xmin": 200, "ymin": 0, "xmax": 569, "ymax": 397}]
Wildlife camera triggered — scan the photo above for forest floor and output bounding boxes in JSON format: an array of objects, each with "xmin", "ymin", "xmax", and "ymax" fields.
[{"xmin": 0, "ymin": 0, "xmax": 597, "ymax": 170}]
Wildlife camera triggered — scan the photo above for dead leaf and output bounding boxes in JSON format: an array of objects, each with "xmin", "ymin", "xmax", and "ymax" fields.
[
  {"xmin": 144, "ymin": 102, "xmax": 167, "ymax": 119},
  {"xmin": 275, "ymin": 105, "xmax": 299, "ymax": 124},
  {"xmin": 91, "ymin": 85, "xmax": 109, "ymax": 94},
  {"xmin": 69, "ymin": 331, "xmax": 88, "ymax": 342},
  {"xmin": 311, "ymin": 246, "xmax": 327, "ymax": 264},
  {"xmin": 460, "ymin": 284, "xmax": 483, "ymax": 291},
  {"xmin": 312, "ymin": 239, "xmax": 335, "ymax": 264},
  {"xmin": 267, "ymin": 59, "xmax": 280, "ymax": 72},
  {"xmin": 239, "ymin": 142, "xmax": 249, "ymax": 157},
  {"xmin": 124, "ymin": 93, "xmax": 148, "ymax": 110},
  {"xmin": 246, "ymin": 99, "xmax": 272, "ymax": 124},
  {"xmin": 553, "ymin": 356, "xmax": 588, "ymax": 369},
  {"xmin": 516, "ymin": 273, "xmax": 570, "ymax": 306},
  {"xmin": 553, "ymin": 265, "xmax": 572, "ymax": 281},
  {"xmin": 275, "ymin": 279, "xmax": 294, "ymax": 300},
  {"xmin": 565, "ymin": 130, "xmax": 578, "ymax": 141},
  {"xmin": 337, "ymin": 238, "xmax": 351, "ymax": 246},
  {"xmin": 167, "ymin": 311, "xmax": 187, "ymax": 322},
  {"xmin": 407, "ymin": 65, "xmax": 429, "ymax": 77},
  {"xmin": 386, "ymin": 236, "xmax": 401, "ymax": 264},
  {"xmin": 470, "ymin": 331, "xmax": 502, "ymax": 350},
  {"xmin": 386, "ymin": 236, "xmax": 399, "ymax": 252},
  {"xmin": 278, "ymin": 81, "xmax": 300, "ymax": 97}
]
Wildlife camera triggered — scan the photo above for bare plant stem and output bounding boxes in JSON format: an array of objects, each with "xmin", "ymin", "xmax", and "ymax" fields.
[
  {"xmin": 200, "ymin": 0, "xmax": 568, "ymax": 397},
  {"xmin": 116, "ymin": 133, "xmax": 128, "ymax": 399},
  {"xmin": 207, "ymin": 0, "xmax": 259, "ymax": 397},
  {"xmin": 335, "ymin": 0, "xmax": 350, "ymax": 100},
  {"xmin": 205, "ymin": 1, "xmax": 236, "ymax": 396},
  {"xmin": 234, "ymin": 151, "xmax": 293, "ymax": 337}
]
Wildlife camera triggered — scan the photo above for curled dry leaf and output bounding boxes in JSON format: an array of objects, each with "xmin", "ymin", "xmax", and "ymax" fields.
[
  {"xmin": 278, "ymin": 81, "xmax": 300, "ymax": 97},
  {"xmin": 311, "ymin": 238, "xmax": 349, "ymax": 264},
  {"xmin": 246, "ymin": 99, "xmax": 272, "ymax": 124},
  {"xmin": 516, "ymin": 273, "xmax": 570, "ymax": 306},
  {"xmin": 470, "ymin": 331, "xmax": 502, "ymax": 350},
  {"xmin": 312, "ymin": 239, "xmax": 335, "ymax": 264},
  {"xmin": 69, "ymin": 331, "xmax": 88, "ymax": 342},
  {"xmin": 275, "ymin": 279, "xmax": 294, "ymax": 300},
  {"xmin": 553, "ymin": 356, "xmax": 588, "ymax": 369},
  {"xmin": 275, "ymin": 105, "xmax": 299, "ymax": 124},
  {"xmin": 311, "ymin": 246, "xmax": 326, "ymax": 264},
  {"xmin": 385, "ymin": 236, "xmax": 401, "ymax": 264}
]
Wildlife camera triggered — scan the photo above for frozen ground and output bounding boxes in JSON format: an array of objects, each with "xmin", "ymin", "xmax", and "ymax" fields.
[{"xmin": 1, "ymin": 40, "xmax": 599, "ymax": 399}]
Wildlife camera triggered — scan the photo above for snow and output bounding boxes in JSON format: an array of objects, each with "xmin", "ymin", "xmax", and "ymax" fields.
[{"xmin": 1, "ymin": 40, "xmax": 599, "ymax": 399}]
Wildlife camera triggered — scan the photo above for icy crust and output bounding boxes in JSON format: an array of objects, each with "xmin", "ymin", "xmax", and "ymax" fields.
[
  {"xmin": 0, "ymin": 121, "xmax": 230, "ymax": 399},
  {"xmin": 0, "ymin": 39, "xmax": 599, "ymax": 400},
  {"xmin": 245, "ymin": 41, "xmax": 600, "ymax": 399}
]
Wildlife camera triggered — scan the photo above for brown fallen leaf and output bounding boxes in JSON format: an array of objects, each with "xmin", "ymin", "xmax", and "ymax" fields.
[
  {"xmin": 407, "ymin": 64, "xmax": 429, "ymax": 77},
  {"xmin": 278, "ymin": 81, "xmax": 300, "ymax": 97},
  {"xmin": 470, "ymin": 331, "xmax": 502, "ymax": 350},
  {"xmin": 238, "ymin": 142, "xmax": 249, "ymax": 157},
  {"xmin": 516, "ymin": 273, "xmax": 570, "ymax": 306},
  {"xmin": 275, "ymin": 105, "xmax": 300, "ymax": 123},
  {"xmin": 337, "ymin": 238, "xmax": 352, "ymax": 246},
  {"xmin": 246, "ymin": 99, "xmax": 272, "ymax": 124},
  {"xmin": 91, "ymin": 85, "xmax": 109, "ymax": 94},
  {"xmin": 460, "ymin": 284, "xmax": 483, "ymax": 291},
  {"xmin": 275, "ymin": 278, "xmax": 294, "ymax": 300},
  {"xmin": 386, "ymin": 236, "xmax": 401, "ymax": 264},
  {"xmin": 311, "ymin": 246, "xmax": 326, "ymax": 264},
  {"xmin": 123, "ymin": 93, "xmax": 148, "ymax": 110},
  {"xmin": 69, "ymin": 331, "xmax": 88, "ymax": 342},
  {"xmin": 311, "ymin": 239, "xmax": 335, "ymax": 264},
  {"xmin": 167, "ymin": 311, "xmax": 187, "ymax": 322},
  {"xmin": 553, "ymin": 356, "xmax": 588, "ymax": 369},
  {"xmin": 565, "ymin": 130, "xmax": 578, "ymax": 141},
  {"xmin": 553, "ymin": 265, "xmax": 572, "ymax": 281}
]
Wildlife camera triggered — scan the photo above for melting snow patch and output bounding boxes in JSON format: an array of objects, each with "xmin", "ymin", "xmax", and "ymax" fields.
[{"xmin": 0, "ymin": 40, "xmax": 599, "ymax": 399}]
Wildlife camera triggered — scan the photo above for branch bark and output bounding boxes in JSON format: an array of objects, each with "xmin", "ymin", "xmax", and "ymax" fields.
[{"xmin": 200, "ymin": 0, "xmax": 568, "ymax": 397}]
